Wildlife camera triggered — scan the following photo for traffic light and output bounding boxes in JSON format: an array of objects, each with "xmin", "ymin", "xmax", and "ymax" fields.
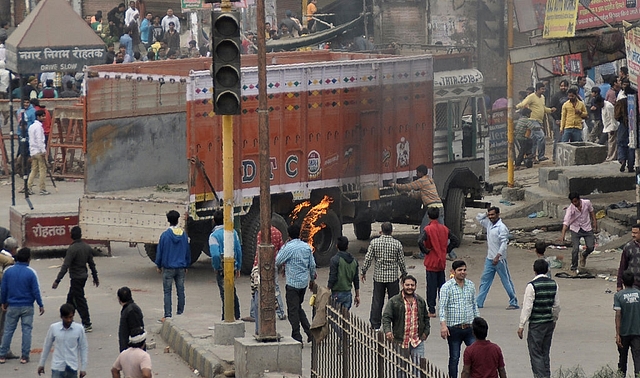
[
  {"xmin": 479, "ymin": 0, "xmax": 505, "ymax": 56},
  {"xmin": 211, "ymin": 11, "xmax": 242, "ymax": 115}
]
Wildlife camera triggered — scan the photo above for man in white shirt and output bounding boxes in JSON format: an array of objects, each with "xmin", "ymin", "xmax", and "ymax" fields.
[
  {"xmin": 597, "ymin": 96, "xmax": 618, "ymax": 161},
  {"xmin": 161, "ymin": 9, "xmax": 180, "ymax": 33},
  {"xmin": 27, "ymin": 110, "xmax": 49, "ymax": 195},
  {"xmin": 124, "ymin": 1, "xmax": 139, "ymax": 27},
  {"xmin": 38, "ymin": 303, "xmax": 89, "ymax": 377}
]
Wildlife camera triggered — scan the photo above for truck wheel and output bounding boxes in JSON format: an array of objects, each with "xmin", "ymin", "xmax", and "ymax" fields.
[
  {"xmin": 240, "ymin": 211, "xmax": 289, "ymax": 275},
  {"xmin": 354, "ymin": 221, "xmax": 372, "ymax": 240},
  {"xmin": 445, "ymin": 188, "xmax": 466, "ymax": 240},
  {"xmin": 300, "ymin": 210, "xmax": 342, "ymax": 267},
  {"xmin": 188, "ymin": 240, "xmax": 204, "ymax": 265},
  {"xmin": 144, "ymin": 243, "xmax": 157, "ymax": 264}
]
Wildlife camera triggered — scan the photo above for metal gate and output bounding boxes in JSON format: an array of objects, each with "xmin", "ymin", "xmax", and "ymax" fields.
[{"xmin": 311, "ymin": 302, "xmax": 447, "ymax": 378}]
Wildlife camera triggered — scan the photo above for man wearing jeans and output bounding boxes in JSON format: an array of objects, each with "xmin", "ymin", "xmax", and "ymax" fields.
[
  {"xmin": 209, "ymin": 210, "xmax": 242, "ymax": 321},
  {"xmin": 0, "ymin": 247, "xmax": 45, "ymax": 364},
  {"xmin": 518, "ymin": 259, "xmax": 560, "ymax": 378},
  {"xmin": 476, "ymin": 207, "xmax": 519, "ymax": 310},
  {"xmin": 361, "ymin": 222, "xmax": 407, "ymax": 330},
  {"xmin": 155, "ymin": 210, "xmax": 191, "ymax": 323},
  {"xmin": 276, "ymin": 224, "xmax": 316, "ymax": 344},
  {"xmin": 439, "ymin": 260, "xmax": 479, "ymax": 378},
  {"xmin": 560, "ymin": 192, "xmax": 597, "ymax": 272},
  {"xmin": 38, "ymin": 303, "xmax": 89, "ymax": 378},
  {"xmin": 327, "ymin": 236, "xmax": 360, "ymax": 310},
  {"xmin": 560, "ymin": 87, "xmax": 588, "ymax": 142}
]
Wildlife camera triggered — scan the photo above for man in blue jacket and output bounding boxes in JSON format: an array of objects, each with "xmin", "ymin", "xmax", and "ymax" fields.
[
  {"xmin": 209, "ymin": 210, "xmax": 242, "ymax": 321},
  {"xmin": 0, "ymin": 247, "xmax": 45, "ymax": 364},
  {"xmin": 156, "ymin": 210, "xmax": 190, "ymax": 323}
]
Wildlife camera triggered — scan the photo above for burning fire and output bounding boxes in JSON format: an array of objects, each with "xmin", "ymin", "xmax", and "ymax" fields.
[{"xmin": 294, "ymin": 196, "xmax": 334, "ymax": 252}]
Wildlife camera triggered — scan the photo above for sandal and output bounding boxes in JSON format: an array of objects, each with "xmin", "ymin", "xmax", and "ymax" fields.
[
  {"xmin": 0, "ymin": 357, "xmax": 6, "ymax": 364},
  {"xmin": 20, "ymin": 357, "xmax": 29, "ymax": 364}
]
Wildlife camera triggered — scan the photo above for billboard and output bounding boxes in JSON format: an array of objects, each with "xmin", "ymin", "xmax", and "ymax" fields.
[
  {"xmin": 626, "ymin": 27, "xmax": 640, "ymax": 88},
  {"xmin": 522, "ymin": 0, "xmax": 640, "ymax": 32},
  {"xmin": 543, "ymin": 0, "xmax": 579, "ymax": 38}
]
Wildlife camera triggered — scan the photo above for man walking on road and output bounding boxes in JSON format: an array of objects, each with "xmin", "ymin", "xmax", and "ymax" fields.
[
  {"xmin": 476, "ymin": 207, "xmax": 519, "ymax": 310},
  {"xmin": 439, "ymin": 260, "xmax": 479, "ymax": 378},
  {"xmin": 391, "ymin": 164, "xmax": 443, "ymax": 228},
  {"xmin": 111, "ymin": 330, "xmax": 152, "ymax": 378},
  {"xmin": 618, "ymin": 224, "xmax": 640, "ymax": 291},
  {"xmin": 275, "ymin": 224, "xmax": 316, "ymax": 344},
  {"xmin": 361, "ymin": 222, "xmax": 407, "ymax": 330},
  {"xmin": 37, "ymin": 303, "xmax": 89, "ymax": 378},
  {"xmin": 462, "ymin": 317, "xmax": 507, "ymax": 378},
  {"xmin": 156, "ymin": 210, "xmax": 190, "ymax": 323},
  {"xmin": 615, "ymin": 270, "xmax": 640, "ymax": 377},
  {"xmin": 117, "ymin": 287, "xmax": 144, "ymax": 353},
  {"xmin": 0, "ymin": 247, "xmax": 45, "ymax": 364},
  {"xmin": 209, "ymin": 210, "xmax": 242, "ymax": 321},
  {"xmin": 418, "ymin": 207, "xmax": 450, "ymax": 318},
  {"xmin": 560, "ymin": 192, "xmax": 597, "ymax": 272},
  {"xmin": 327, "ymin": 236, "xmax": 360, "ymax": 310},
  {"xmin": 52, "ymin": 226, "xmax": 99, "ymax": 332},
  {"xmin": 382, "ymin": 275, "xmax": 430, "ymax": 366},
  {"xmin": 518, "ymin": 259, "xmax": 560, "ymax": 378}
]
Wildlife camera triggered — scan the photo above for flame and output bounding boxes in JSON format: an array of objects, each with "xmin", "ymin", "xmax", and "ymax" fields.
[
  {"xmin": 300, "ymin": 196, "xmax": 334, "ymax": 252},
  {"xmin": 290, "ymin": 201, "xmax": 311, "ymax": 222}
]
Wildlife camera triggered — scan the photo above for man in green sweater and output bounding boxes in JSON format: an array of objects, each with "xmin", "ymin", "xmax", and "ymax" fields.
[
  {"xmin": 327, "ymin": 236, "xmax": 360, "ymax": 309},
  {"xmin": 382, "ymin": 275, "xmax": 430, "ymax": 365}
]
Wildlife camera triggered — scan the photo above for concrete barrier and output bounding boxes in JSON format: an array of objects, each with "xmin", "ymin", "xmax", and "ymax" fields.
[{"xmin": 555, "ymin": 142, "xmax": 606, "ymax": 166}]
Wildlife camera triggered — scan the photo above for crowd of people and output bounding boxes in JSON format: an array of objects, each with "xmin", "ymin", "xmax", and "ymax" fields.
[
  {"xmin": 513, "ymin": 66, "xmax": 635, "ymax": 173},
  {"xmin": 0, "ymin": 228, "xmax": 151, "ymax": 377}
]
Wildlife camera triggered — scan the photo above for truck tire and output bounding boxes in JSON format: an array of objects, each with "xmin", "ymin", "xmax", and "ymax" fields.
[
  {"xmin": 445, "ymin": 188, "xmax": 466, "ymax": 240},
  {"xmin": 300, "ymin": 209, "xmax": 342, "ymax": 267},
  {"xmin": 188, "ymin": 240, "xmax": 204, "ymax": 265},
  {"xmin": 240, "ymin": 212, "xmax": 289, "ymax": 275},
  {"xmin": 144, "ymin": 243, "xmax": 157, "ymax": 264},
  {"xmin": 354, "ymin": 221, "xmax": 372, "ymax": 240}
]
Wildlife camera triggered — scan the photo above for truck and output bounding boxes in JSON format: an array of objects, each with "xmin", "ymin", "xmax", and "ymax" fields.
[{"xmin": 79, "ymin": 50, "xmax": 489, "ymax": 273}]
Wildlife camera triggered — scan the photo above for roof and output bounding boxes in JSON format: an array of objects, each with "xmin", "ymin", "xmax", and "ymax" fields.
[{"xmin": 7, "ymin": 0, "xmax": 104, "ymax": 49}]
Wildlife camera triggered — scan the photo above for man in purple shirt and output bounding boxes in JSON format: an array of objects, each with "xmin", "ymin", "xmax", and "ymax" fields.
[{"xmin": 560, "ymin": 192, "xmax": 597, "ymax": 272}]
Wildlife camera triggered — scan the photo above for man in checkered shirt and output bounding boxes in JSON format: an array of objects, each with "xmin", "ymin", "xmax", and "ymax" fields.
[{"xmin": 361, "ymin": 222, "xmax": 407, "ymax": 330}]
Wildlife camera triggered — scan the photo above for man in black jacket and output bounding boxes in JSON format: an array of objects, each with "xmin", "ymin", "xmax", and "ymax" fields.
[
  {"xmin": 52, "ymin": 227, "xmax": 99, "ymax": 332},
  {"xmin": 117, "ymin": 287, "xmax": 144, "ymax": 352}
]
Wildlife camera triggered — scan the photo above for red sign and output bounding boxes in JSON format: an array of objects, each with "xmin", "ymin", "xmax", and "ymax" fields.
[
  {"xmin": 527, "ymin": 0, "xmax": 640, "ymax": 31},
  {"xmin": 23, "ymin": 215, "xmax": 79, "ymax": 248},
  {"xmin": 551, "ymin": 53, "xmax": 583, "ymax": 77}
]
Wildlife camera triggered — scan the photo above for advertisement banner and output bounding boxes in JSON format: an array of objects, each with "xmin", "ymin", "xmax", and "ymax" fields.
[
  {"xmin": 489, "ymin": 108, "xmax": 508, "ymax": 165},
  {"xmin": 551, "ymin": 53, "xmax": 583, "ymax": 77},
  {"xmin": 626, "ymin": 27, "xmax": 640, "ymax": 88},
  {"xmin": 181, "ymin": 0, "xmax": 204, "ymax": 8},
  {"xmin": 629, "ymin": 94, "xmax": 637, "ymax": 149},
  {"xmin": 528, "ymin": 0, "xmax": 640, "ymax": 32},
  {"xmin": 543, "ymin": 0, "xmax": 579, "ymax": 38}
]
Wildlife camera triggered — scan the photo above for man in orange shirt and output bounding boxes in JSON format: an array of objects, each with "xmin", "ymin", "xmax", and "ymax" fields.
[{"xmin": 306, "ymin": 0, "xmax": 318, "ymax": 32}]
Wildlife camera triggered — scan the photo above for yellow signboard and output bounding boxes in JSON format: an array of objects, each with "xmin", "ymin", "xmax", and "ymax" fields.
[{"xmin": 543, "ymin": 0, "xmax": 579, "ymax": 38}]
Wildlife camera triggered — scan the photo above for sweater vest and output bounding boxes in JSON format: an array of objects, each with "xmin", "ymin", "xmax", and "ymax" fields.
[{"xmin": 530, "ymin": 277, "xmax": 557, "ymax": 324}]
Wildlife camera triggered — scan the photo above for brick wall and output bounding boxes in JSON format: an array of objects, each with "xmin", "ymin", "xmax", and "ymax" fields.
[{"xmin": 379, "ymin": 2, "xmax": 426, "ymax": 45}]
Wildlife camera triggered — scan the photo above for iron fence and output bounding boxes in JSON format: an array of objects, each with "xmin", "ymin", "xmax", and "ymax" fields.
[{"xmin": 311, "ymin": 301, "xmax": 447, "ymax": 378}]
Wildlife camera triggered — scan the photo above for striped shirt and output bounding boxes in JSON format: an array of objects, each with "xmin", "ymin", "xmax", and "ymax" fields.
[
  {"xmin": 275, "ymin": 238, "xmax": 316, "ymax": 289},
  {"xmin": 394, "ymin": 175, "xmax": 441, "ymax": 206},
  {"xmin": 402, "ymin": 294, "xmax": 421, "ymax": 348},
  {"xmin": 439, "ymin": 278, "xmax": 479, "ymax": 326},
  {"xmin": 361, "ymin": 235, "xmax": 407, "ymax": 283}
]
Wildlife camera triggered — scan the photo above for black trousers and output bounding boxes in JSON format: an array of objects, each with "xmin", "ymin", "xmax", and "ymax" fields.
[
  {"xmin": 618, "ymin": 334, "xmax": 640, "ymax": 376},
  {"xmin": 369, "ymin": 279, "xmax": 399, "ymax": 329},
  {"xmin": 67, "ymin": 278, "xmax": 91, "ymax": 327},
  {"xmin": 285, "ymin": 285, "xmax": 311, "ymax": 343}
]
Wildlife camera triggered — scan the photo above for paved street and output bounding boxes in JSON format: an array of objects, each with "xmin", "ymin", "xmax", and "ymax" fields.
[{"xmin": 0, "ymin": 176, "xmax": 630, "ymax": 377}]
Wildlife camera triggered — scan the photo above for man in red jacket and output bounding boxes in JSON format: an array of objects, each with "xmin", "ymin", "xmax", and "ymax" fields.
[{"xmin": 418, "ymin": 207, "xmax": 451, "ymax": 318}]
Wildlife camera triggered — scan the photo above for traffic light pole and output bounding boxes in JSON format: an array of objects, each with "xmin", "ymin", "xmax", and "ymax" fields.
[
  {"xmin": 507, "ymin": 0, "xmax": 515, "ymax": 187},
  {"xmin": 256, "ymin": 0, "xmax": 278, "ymax": 340}
]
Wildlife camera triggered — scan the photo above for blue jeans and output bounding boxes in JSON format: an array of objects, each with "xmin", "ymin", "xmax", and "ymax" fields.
[
  {"xmin": 397, "ymin": 340, "xmax": 425, "ymax": 378},
  {"xmin": 561, "ymin": 128, "xmax": 583, "ymax": 142},
  {"xmin": 531, "ymin": 127, "xmax": 546, "ymax": 160},
  {"xmin": 331, "ymin": 291, "xmax": 353, "ymax": 310},
  {"xmin": 0, "ymin": 305, "xmax": 34, "ymax": 358},
  {"xmin": 476, "ymin": 258, "xmax": 518, "ymax": 308},
  {"xmin": 447, "ymin": 325, "xmax": 475, "ymax": 378},
  {"xmin": 420, "ymin": 206, "xmax": 444, "ymax": 232},
  {"xmin": 251, "ymin": 277, "xmax": 285, "ymax": 319},
  {"xmin": 162, "ymin": 268, "xmax": 186, "ymax": 318},
  {"xmin": 216, "ymin": 270, "xmax": 240, "ymax": 320},
  {"xmin": 52, "ymin": 365, "xmax": 78, "ymax": 378}
]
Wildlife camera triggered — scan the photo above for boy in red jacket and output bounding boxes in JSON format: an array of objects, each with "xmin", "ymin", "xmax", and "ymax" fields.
[{"xmin": 418, "ymin": 207, "xmax": 455, "ymax": 317}]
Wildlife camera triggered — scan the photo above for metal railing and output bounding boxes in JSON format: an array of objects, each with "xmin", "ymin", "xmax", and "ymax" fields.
[{"xmin": 311, "ymin": 301, "xmax": 447, "ymax": 378}]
